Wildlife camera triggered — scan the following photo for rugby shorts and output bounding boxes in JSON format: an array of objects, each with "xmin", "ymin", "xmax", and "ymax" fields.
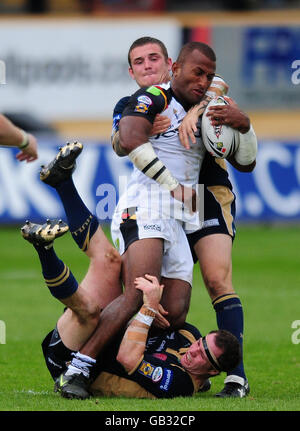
[
  {"xmin": 111, "ymin": 207, "xmax": 194, "ymax": 286},
  {"xmin": 186, "ymin": 185, "xmax": 236, "ymax": 262}
]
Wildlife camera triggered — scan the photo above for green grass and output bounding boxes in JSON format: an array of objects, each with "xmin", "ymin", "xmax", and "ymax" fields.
[{"xmin": 0, "ymin": 224, "xmax": 299, "ymax": 411}]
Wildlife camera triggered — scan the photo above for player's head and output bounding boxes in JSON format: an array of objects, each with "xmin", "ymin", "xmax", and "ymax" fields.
[
  {"xmin": 128, "ymin": 36, "xmax": 172, "ymax": 88},
  {"xmin": 171, "ymin": 41, "xmax": 216, "ymax": 107},
  {"xmin": 181, "ymin": 329, "xmax": 241, "ymax": 378}
]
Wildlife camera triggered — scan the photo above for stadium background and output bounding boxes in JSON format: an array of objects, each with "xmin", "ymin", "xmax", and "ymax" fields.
[{"xmin": 0, "ymin": 0, "xmax": 300, "ymax": 413}]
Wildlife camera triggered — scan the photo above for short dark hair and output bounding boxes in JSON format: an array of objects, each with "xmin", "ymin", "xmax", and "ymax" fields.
[
  {"xmin": 176, "ymin": 41, "xmax": 216, "ymax": 65},
  {"xmin": 128, "ymin": 37, "xmax": 169, "ymax": 67},
  {"xmin": 211, "ymin": 329, "xmax": 241, "ymax": 373}
]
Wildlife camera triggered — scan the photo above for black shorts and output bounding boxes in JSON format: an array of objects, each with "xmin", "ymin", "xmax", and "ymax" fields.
[{"xmin": 187, "ymin": 185, "xmax": 236, "ymax": 262}]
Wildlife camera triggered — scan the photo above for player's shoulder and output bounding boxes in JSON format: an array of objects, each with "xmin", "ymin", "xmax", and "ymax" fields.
[
  {"xmin": 132, "ymin": 82, "xmax": 171, "ymax": 105},
  {"xmin": 181, "ymin": 322, "xmax": 201, "ymax": 340},
  {"xmin": 178, "ymin": 322, "xmax": 201, "ymax": 343},
  {"xmin": 113, "ymin": 96, "xmax": 131, "ymax": 116}
]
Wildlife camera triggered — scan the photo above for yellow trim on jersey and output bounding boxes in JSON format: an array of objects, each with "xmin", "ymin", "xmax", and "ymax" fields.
[
  {"xmin": 128, "ymin": 354, "xmax": 145, "ymax": 376},
  {"xmin": 178, "ymin": 329, "xmax": 197, "ymax": 345},
  {"xmin": 214, "ymin": 158, "xmax": 228, "ymax": 172},
  {"xmin": 90, "ymin": 371, "xmax": 156, "ymax": 399},
  {"xmin": 159, "ymin": 88, "xmax": 168, "ymax": 111}
]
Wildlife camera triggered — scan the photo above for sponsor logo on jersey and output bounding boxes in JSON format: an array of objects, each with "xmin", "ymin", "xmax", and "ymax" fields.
[
  {"xmin": 138, "ymin": 361, "xmax": 164, "ymax": 384},
  {"xmin": 152, "ymin": 366, "xmax": 163, "ymax": 383},
  {"xmin": 137, "ymin": 95, "xmax": 152, "ymax": 106},
  {"xmin": 159, "ymin": 369, "xmax": 173, "ymax": 391},
  {"xmin": 153, "ymin": 353, "xmax": 167, "ymax": 361},
  {"xmin": 134, "ymin": 102, "xmax": 150, "ymax": 113},
  {"xmin": 143, "ymin": 224, "xmax": 161, "ymax": 232},
  {"xmin": 138, "ymin": 361, "xmax": 155, "ymax": 377}
]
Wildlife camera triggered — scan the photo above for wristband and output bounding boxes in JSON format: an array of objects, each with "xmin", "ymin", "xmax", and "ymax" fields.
[{"xmin": 18, "ymin": 129, "xmax": 29, "ymax": 149}]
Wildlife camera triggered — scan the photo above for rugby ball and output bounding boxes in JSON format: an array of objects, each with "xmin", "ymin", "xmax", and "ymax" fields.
[{"xmin": 201, "ymin": 96, "xmax": 239, "ymax": 158}]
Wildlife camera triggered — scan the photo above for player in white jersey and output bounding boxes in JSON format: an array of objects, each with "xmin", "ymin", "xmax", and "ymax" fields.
[
  {"xmin": 110, "ymin": 42, "xmax": 218, "ymax": 331},
  {"xmin": 111, "ymin": 80, "xmax": 205, "ymax": 288},
  {"xmin": 111, "ymin": 38, "xmax": 256, "ymax": 398},
  {"xmin": 51, "ymin": 40, "xmax": 255, "ymax": 400},
  {"xmin": 51, "ymin": 42, "xmax": 218, "ymax": 400}
]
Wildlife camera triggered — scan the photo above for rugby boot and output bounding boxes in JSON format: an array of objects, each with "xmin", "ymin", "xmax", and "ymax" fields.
[
  {"xmin": 40, "ymin": 142, "xmax": 83, "ymax": 187},
  {"xmin": 54, "ymin": 372, "xmax": 91, "ymax": 400},
  {"xmin": 21, "ymin": 219, "xmax": 69, "ymax": 248},
  {"xmin": 215, "ymin": 376, "xmax": 250, "ymax": 398}
]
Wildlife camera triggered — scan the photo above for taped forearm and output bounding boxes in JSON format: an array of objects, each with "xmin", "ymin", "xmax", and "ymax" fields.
[
  {"xmin": 128, "ymin": 142, "xmax": 179, "ymax": 191},
  {"xmin": 234, "ymin": 125, "xmax": 257, "ymax": 165},
  {"xmin": 117, "ymin": 305, "xmax": 157, "ymax": 374}
]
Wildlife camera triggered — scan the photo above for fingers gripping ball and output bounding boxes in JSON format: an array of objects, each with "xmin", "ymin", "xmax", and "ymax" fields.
[{"xmin": 201, "ymin": 97, "xmax": 239, "ymax": 159}]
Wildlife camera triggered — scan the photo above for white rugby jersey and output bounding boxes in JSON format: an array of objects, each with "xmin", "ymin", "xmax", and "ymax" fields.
[{"xmin": 114, "ymin": 83, "xmax": 206, "ymax": 225}]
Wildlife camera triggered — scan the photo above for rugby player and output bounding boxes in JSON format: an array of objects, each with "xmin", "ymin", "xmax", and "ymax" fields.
[
  {"xmin": 110, "ymin": 37, "xmax": 257, "ymax": 398},
  {"xmin": 21, "ymin": 220, "xmax": 241, "ymax": 400},
  {"xmin": 50, "ymin": 41, "xmax": 255, "ymax": 399},
  {"xmin": 0, "ymin": 113, "xmax": 38, "ymax": 162}
]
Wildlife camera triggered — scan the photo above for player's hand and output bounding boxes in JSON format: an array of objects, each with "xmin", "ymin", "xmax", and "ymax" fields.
[
  {"xmin": 178, "ymin": 102, "xmax": 206, "ymax": 149},
  {"xmin": 151, "ymin": 114, "xmax": 171, "ymax": 136},
  {"xmin": 171, "ymin": 184, "xmax": 196, "ymax": 213},
  {"xmin": 134, "ymin": 274, "xmax": 164, "ymax": 310},
  {"xmin": 153, "ymin": 304, "xmax": 170, "ymax": 329},
  {"xmin": 206, "ymin": 97, "xmax": 250, "ymax": 134},
  {"xmin": 16, "ymin": 133, "xmax": 38, "ymax": 162}
]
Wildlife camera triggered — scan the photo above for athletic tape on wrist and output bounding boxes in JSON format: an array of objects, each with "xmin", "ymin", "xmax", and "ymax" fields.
[
  {"xmin": 135, "ymin": 305, "xmax": 157, "ymax": 327},
  {"xmin": 234, "ymin": 125, "xmax": 257, "ymax": 165},
  {"xmin": 128, "ymin": 142, "xmax": 179, "ymax": 191},
  {"xmin": 135, "ymin": 312, "xmax": 154, "ymax": 326}
]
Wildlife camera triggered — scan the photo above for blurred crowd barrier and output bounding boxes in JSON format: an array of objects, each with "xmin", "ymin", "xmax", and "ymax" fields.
[{"xmin": 0, "ymin": 12, "xmax": 300, "ymax": 223}]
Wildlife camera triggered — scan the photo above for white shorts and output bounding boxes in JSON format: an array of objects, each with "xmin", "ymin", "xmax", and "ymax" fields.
[{"xmin": 111, "ymin": 206, "xmax": 194, "ymax": 286}]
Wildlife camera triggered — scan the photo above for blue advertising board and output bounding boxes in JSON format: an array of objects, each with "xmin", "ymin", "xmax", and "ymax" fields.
[{"xmin": 0, "ymin": 138, "xmax": 299, "ymax": 225}]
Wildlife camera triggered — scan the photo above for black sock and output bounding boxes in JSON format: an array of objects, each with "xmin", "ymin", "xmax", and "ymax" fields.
[
  {"xmin": 213, "ymin": 294, "xmax": 246, "ymax": 380},
  {"xmin": 34, "ymin": 244, "xmax": 78, "ymax": 299},
  {"xmin": 55, "ymin": 178, "xmax": 99, "ymax": 251}
]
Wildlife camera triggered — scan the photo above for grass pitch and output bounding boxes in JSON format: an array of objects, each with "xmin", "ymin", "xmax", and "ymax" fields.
[{"xmin": 0, "ymin": 224, "xmax": 299, "ymax": 412}]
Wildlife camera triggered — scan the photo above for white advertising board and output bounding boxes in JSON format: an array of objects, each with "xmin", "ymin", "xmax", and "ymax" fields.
[{"xmin": 0, "ymin": 18, "xmax": 181, "ymax": 120}]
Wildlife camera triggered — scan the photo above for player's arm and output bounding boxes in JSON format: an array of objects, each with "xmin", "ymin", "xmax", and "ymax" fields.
[
  {"xmin": 111, "ymin": 96, "xmax": 170, "ymax": 157},
  {"xmin": 116, "ymin": 274, "xmax": 163, "ymax": 373},
  {"xmin": 119, "ymin": 87, "xmax": 196, "ymax": 210},
  {"xmin": 206, "ymin": 97, "xmax": 257, "ymax": 172},
  {"xmin": 179, "ymin": 76, "xmax": 229, "ymax": 149},
  {"xmin": 0, "ymin": 114, "xmax": 38, "ymax": 162},
  {"xmin": 111, "ymin": 97, "xmax": 130, "ymax": 157}
]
